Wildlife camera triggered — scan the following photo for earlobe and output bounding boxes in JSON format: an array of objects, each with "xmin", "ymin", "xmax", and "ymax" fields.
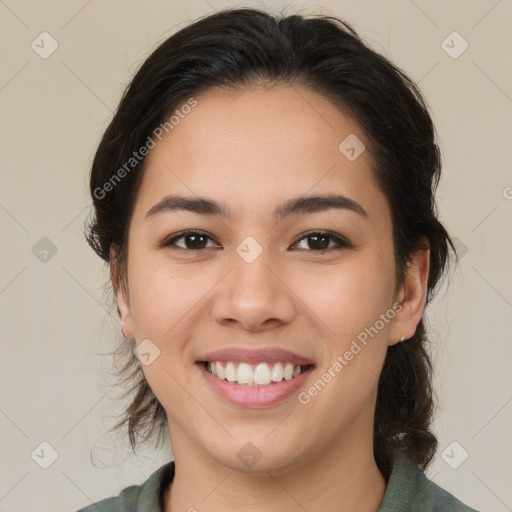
[
  {"xmin": 389, "ymin": 239, "xmax": 430, "ymax": 346},
  {"xmin": 116, "ymin": 288, "xmax": 134, "ymax": 338},
  {"xmin": 109, "ymin": 247, "xmax": 134, "ymax": 339}
]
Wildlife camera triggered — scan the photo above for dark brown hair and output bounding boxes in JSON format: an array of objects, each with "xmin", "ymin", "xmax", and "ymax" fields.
[{"xmin": 84, "ymin": 7, "xmax": 457, "ymax": 479}]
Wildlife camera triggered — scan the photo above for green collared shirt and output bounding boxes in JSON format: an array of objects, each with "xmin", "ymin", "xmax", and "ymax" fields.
[{"xmin": 76, "ymin": 456, "xmax": 479, "ymax": 511}]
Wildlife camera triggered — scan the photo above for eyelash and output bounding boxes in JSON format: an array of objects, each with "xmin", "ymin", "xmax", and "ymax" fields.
[{"xmin": 160, "ymin": 229, "xmax": 352, "ymax": 255}]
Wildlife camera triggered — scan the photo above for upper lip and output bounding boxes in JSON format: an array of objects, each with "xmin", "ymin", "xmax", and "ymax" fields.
[{"xmin": 197, "ymin": 347, "xmax": 315, "ymax": 366}]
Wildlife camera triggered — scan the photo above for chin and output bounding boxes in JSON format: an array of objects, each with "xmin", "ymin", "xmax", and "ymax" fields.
[{"xmin": 201, "ymin": 431, "xmax": 310, "ymax": 476}]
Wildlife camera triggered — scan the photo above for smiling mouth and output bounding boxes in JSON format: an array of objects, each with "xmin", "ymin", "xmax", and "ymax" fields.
[{"xmin": 200, "ymin": 361, "xmax": 314, "ymax": 387}]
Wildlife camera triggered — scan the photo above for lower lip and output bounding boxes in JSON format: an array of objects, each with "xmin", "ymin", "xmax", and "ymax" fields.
[{"xmin": 198, "ymin": 363, "xmax": 313, "ymax": 407}]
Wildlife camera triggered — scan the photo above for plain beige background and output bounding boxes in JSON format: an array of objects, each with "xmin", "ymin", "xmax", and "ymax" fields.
[{"xmin": 1, "ymin": 0, "xmax": 511, "ymax": 510}]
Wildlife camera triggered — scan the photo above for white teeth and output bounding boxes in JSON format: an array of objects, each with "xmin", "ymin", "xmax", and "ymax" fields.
[
  {"xmin": 205, "ymin": 361, "xmax": 307, "ymax": 386},
  {"xmin": 253, "ymin": 363, "xmax": 272, "ymax": 386},
  {"xmin": 225, "ymin": 361, "xmax": 237, "ymax": 382},
  {"xmin": 215, "ymin": 361, "xmax": 225, "ymax": 380},
  {"xmin": 208, "ymin": 361, "xmax": 217, "ymax": 376},
  {"xmin": 236, "ymin": 362, "xmax": 253, "ymax": 386},
  {"xmin": 283, "ymin": 363, "xmax": 294, "ymax": 380},
  {"xmin": 271, "ymin": 362, "xmax": 284, "ymax": 382}
]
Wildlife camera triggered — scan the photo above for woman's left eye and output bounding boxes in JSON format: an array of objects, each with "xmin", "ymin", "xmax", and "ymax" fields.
[
  {"xmin": 292, "ymin": 231, "xmax": 351, "ymax": 253},
  {"xmin": 160, "ymin": 230, "xmax": 351, "ymax": 253}
]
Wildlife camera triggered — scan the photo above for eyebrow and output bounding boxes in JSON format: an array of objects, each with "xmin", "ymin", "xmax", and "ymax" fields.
[{"xmin": 145, "ymin": 193, "xmax": 368, "ymax": 222}]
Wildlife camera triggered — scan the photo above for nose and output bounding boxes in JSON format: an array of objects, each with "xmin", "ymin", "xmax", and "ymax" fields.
[{"xmin": 211, "ymin": 246, "xmax": 296, "ymax": 332}]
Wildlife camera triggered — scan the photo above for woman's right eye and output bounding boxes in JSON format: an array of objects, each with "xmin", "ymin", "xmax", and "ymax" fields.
[{"xmin": 161, "ymin": 230, "xmax": 220, "ymax": 251}]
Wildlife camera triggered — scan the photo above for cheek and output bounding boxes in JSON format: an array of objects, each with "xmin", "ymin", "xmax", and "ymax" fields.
[
  {"xmin": 127, "ymin": 256, "xmax": 204, "ymax": 341},
  {"xmin": 294, "ymin": 254, "xmax": 395, "ymax": 340},
  {"xmin": 127, "ymin": 260, "xmax": 204, "ymax": 412}
]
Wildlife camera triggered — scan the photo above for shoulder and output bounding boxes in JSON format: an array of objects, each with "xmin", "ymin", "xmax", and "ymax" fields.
[
  {"xmin": 379, "ymin": 455, "xmax": 480, "ymax": 512},
  {"xmin": 75, "ymin": 461, "xmax": 175, "ymax": 512}
]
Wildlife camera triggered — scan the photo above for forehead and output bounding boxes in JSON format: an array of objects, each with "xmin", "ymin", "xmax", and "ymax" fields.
[{"xmin": 133, "ymin": 85, "xmax": 391, "ymax": 227}]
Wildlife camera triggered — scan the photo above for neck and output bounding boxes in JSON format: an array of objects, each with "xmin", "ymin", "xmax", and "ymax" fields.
[{"xmin": 164, "ymin": 426, "xmax": 387, "ymax": 512}]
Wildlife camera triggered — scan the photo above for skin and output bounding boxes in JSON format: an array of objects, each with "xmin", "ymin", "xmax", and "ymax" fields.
[{"xmin": 113, "ymin": 84, "xmax": 430, "ymax": 512}]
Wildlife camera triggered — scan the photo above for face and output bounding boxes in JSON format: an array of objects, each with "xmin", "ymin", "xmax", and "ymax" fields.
[{"xmin": 115, "ymin": 85, "xmax": 428, "ymax": 474}]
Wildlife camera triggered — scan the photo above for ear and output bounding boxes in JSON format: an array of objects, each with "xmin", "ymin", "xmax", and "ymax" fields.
[
  {"xmin": 109, "ymin": 246, "xmax": 134, "ymax": 339},
  {"xmin": 388, "ymin": 237, "xmax": 430, "ymax": 346}
]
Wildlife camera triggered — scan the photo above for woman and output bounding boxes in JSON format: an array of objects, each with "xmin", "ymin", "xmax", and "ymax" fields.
[{"xmin": 79, "ymin": 7, "xmax": 478, "ymax": 511}]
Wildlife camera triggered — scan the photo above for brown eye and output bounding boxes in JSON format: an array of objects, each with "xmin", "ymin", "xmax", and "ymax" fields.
[
  {"xmin": 292, "ymin": 231, "xmax": 351, "ymax": 254},
  {"xmin": 162, "ymin": 230, "xmax": 220, "ymax": 251},
  {"xmin": 161, "ymin": 229, "xmax": 351, "ymax": 254}
]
